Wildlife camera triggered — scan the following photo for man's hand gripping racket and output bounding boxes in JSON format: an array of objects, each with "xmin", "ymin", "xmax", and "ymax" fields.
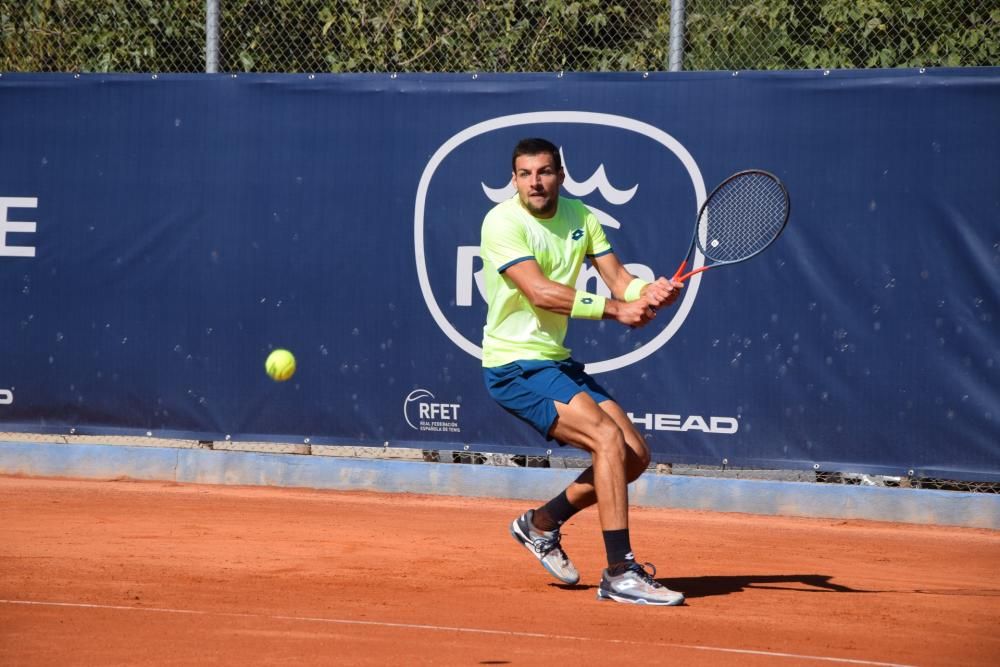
[{"xmin": 672, "ymin": 169, "xmax": 790, "ymax": 284}]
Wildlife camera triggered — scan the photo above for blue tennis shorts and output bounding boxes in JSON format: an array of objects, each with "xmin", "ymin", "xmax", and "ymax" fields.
[{"xmin": 483, "ymin": 358, "xmax": 613, "ymax": 441}]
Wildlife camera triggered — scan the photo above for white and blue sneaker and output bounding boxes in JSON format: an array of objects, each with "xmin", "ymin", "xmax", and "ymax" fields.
[
  {"xmin": 597, "ymin": 562, "xmax": 685, "ymax": 606},
  {"xmin": 510, "ymin": 510, "xmax": 580, "ymax": 585}
]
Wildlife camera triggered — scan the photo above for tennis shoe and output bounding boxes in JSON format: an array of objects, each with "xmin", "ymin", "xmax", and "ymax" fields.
[
  {"xmin": 509, "ymin": 510, "xmax": 580, "ymax": 585},
  {"xmin": 597, "ymin": 562, "xmax": 685, "ymax": 606}
]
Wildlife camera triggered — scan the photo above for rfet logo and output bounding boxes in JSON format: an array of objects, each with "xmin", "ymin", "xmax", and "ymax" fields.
[
  {"xmin": 415, "ymin": 111, "xmax": 708, "ymax": 374},
  {"xmin": 404, "ymin": 389, "xmax": 461, "ymax": 434}
]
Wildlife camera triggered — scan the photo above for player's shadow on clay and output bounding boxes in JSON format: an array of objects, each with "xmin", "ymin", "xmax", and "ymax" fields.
[
  {"xmin": 556, "ymin": 577, "xmax": 999, "ymax": 598},
  {"xmin": 548, "ymin": 574, "xmax": 869, "ymax": 596},
  {"xmin": 656, "ymin": 574, "xmax": 870, "ymax": 598}
]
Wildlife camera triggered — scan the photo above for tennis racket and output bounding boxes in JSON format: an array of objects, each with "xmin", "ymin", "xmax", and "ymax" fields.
[{"xmin": 672, "ymin": 169, "xmax": 790, "ymax": 283}]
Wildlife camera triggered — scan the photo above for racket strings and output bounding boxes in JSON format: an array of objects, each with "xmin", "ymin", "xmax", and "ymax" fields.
[{"xmin": 698, "ymin": 173, "xmax": 788, "ymax": 263}]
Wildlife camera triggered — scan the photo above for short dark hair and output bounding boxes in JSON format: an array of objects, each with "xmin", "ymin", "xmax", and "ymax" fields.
[{"xmin": 512, "ymin": 138, "xmax": 561, "ymax": 172}]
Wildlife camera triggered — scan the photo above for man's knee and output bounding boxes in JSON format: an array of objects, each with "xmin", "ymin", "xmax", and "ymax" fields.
[
  {"xmin": 626, "ymin": 448, "xmax": 651, "ymax": 482},
  {"xmin": 589, "ymin": 419, "xmax": 627, "ymax": 462}
]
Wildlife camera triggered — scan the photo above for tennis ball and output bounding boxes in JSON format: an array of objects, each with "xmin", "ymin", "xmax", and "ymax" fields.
[{"xmin": 265, "ymin": 348, "xmax": 296, "ymax": 382}]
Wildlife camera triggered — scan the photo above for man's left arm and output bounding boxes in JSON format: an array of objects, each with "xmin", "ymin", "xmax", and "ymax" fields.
[
  {"xmin": 591, "ymin": 252, "xmax": 683, "ymax": 310},
  {"xmin": 582, "ymin": 204, "xmax": 681, "ymax": 308}
]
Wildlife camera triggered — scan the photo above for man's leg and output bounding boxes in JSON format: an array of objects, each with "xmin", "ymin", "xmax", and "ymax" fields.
[
  {"xmin": 548, "ymin": 394, "xmax": 684, "ymax": 605},
  {"xmin": 509, "ymin": 392, "xmax": 627, "ymax": 586},
  {"xmin": 540, "ymin": 399, "xmax": 650, "ymax": 523},
  {"xmin": 547, "ymin": 394, "xmax": 646, "ymax": 571},
  {"xmin": 547, "ymin": 394, "xmax": 635, "ymax": 535},
  {"xmin": 532, "ymin": 399, "xmax": 648, "ymax": 531}
]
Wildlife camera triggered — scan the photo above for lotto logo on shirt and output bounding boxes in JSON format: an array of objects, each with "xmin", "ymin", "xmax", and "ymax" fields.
[{"xmin": 414, "ymin": 111, "xmax": 708, "ymax": 373}]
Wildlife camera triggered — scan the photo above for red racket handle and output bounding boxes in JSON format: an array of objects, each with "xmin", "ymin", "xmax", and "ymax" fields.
[
  {"xmin": 672, "ymin": 260, "xmax": 711, "ymax": 283},
  {"xmin": 671, "ymin": 260, "xmax": 688, "ymax": 282},
  {"xmin": 675, "ymin": 265, "xmax": 711, "ymax": 283}
]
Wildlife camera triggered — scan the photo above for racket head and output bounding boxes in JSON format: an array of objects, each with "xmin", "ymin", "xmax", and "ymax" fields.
[{"xmin": 695, "ymin": 169, "xmax": 790, "ymax": 266}]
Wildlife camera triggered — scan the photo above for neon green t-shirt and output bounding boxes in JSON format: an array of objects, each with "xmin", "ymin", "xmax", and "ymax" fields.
[{"xmin": 480, "ymin": 195, "xmax": 612, "ymax": 367}]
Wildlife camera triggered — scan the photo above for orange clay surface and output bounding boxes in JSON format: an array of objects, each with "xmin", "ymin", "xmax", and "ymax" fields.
[{"xmin": 1, "ymin": 475, "xmax": 998, "ymax": 666}]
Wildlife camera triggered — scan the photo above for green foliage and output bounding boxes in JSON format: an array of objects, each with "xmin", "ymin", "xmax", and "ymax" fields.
[
  {"xmin": 684, "ymin": 0, "xmax": 999, "ymax": 70},
  {"xmin": 1, "ymin": 0, "xmax": 996, "ymax": 73},
  {"xmin": 1, "ymin": 0, "xmax": 204, "ymax": 72},
  {"xmin": 310, "ymin": 0, "xmax": 669, "ymax": 73}
]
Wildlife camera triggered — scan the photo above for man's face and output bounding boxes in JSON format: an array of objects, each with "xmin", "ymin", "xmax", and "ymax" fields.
[{"xmin": 513, "ymin": 152, "xmax": 564, "ymax": 219}]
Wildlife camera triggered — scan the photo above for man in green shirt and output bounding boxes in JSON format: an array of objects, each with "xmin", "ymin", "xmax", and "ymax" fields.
[{"xmin": 481, "ymin": 137, "xmax": 686, "ymax": 605}]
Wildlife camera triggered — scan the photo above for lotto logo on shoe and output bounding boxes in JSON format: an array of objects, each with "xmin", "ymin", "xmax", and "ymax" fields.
[
  {"xmin": 414, "ymin": 111, "xmax": 709, "ymax": 374},
  {"xmin": 0, "ymin": 389, "xmax": 12, "ymax": 405},
  {"xmin": 403, "ymin": 388, "xmax": 461, "ymax": 434}
]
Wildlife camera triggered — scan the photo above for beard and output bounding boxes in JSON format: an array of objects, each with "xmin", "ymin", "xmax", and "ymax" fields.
[{"xmin": 520, "ymin": 192, "xmax": 558, "ymax": 218}]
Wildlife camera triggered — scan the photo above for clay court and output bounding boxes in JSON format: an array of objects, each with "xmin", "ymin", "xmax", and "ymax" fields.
[{"xmin": 1, "ymin": 475, "xmax": 997, "ymax": 666}]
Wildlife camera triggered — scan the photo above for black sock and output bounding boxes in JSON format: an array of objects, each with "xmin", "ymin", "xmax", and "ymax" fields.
[
  {"xmin": 602, "ymin": 529, "xmax": 635, "ymax": 571},
  {"xmin": 533, "ymin": 490, "xmax": 581, "ymax": 532}
]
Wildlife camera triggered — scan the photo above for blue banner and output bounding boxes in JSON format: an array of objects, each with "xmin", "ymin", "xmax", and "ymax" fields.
[{"xmin": 1, "ymin": 70, "xmax": 998, "ymax": 480}]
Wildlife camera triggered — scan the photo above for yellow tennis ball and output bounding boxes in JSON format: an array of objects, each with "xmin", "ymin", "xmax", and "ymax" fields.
[{"xmin": 265, "ymin": 349, "xmax": 296, "ymax": 382}]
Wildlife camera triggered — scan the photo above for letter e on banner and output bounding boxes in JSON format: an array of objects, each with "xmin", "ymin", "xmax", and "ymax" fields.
[{"xmin": 0, "ymin": 197, "xmax": 38, "ymax": 258}]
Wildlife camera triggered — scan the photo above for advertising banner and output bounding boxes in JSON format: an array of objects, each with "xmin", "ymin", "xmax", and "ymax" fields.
[{"xmin": 2, "ymin": 70, "xmax": 998, "ymax": 480}]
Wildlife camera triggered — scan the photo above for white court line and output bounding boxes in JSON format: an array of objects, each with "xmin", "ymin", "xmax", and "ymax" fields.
[{"xmin": 1, "ymin": 599, "xmax": 913, "ymax": 667}]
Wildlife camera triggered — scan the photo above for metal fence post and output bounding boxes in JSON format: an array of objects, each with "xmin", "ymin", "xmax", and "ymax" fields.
[
  {"xmin": 206, "ymin": 0, "xmax": 220, "ymax": 73},
  {"xmin": 668, "ymin": 0, "xmax": 686, "ymax": 72}
]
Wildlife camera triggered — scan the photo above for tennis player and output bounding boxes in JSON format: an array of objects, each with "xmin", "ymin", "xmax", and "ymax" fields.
[{"xmin": 480, "ymin": 138, "xmax": 686, "ymax": 606}]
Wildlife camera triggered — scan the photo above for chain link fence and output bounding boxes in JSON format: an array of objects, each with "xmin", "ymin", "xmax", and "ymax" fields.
[
  {"xmin": 2, "ymin": 0, "xmax": 997, "ymax": 73},
  {"xmin": 2, "ymin": 2, "xmax": 997, "ymax": 494}
]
